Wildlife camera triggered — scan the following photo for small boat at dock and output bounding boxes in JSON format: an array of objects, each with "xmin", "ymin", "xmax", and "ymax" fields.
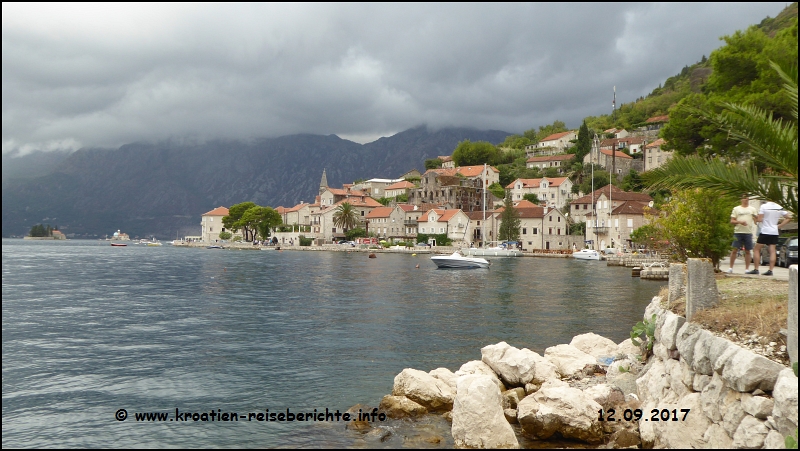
[{"xmin": 572, "ymin": 249, "xmax": 600, "ymax": 260}]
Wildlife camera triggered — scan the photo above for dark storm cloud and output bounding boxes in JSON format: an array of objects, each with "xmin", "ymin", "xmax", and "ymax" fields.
[{"xmin": 1, "ymin": 3, "xmax": 787, "ymax": 153}]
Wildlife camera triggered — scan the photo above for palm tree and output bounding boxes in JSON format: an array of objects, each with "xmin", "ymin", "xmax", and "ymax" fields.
[
  {"xmin": 643, "ymin": 62, "xmax": 797, "ymax": 218},
  {"xmin": 332, "ymin": 202, "xmax": 360, "ymax": 233}
]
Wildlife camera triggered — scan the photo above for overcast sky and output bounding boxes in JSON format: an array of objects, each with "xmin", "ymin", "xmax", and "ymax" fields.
[{"xmin": 1, "ymin": 3, "xmax": 788, "ymax": 154}]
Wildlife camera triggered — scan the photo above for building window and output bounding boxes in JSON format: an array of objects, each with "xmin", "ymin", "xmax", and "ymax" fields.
[
  {"xmin": 210, "ymin": 227, "xmax": 213, "ymax": 232},
  {"xmin": 549, "ymin": 228, "xmax": 552, "ymax": 234},
  {"xmin": 549, "ymin": 216, "xmax": 552, "ymax": 222},
  {"xmin": 583, "ymin": 205, "xmax": 587, "ymax": 210},
  {"xmin": 533, "ymin": 228, "xmax": 538, "ymax": 234},
  {"xmin": 421, "ymin": 227, "xmax": 425, "ymax": 233},
  {"xmin": 332, "ymin": 228, "xmax": 336, "ymax": 233},
  {"xmin": 627, "ymin": 219, "xmax": 633, "ymax": 228},
  {"xmin": 558, "ymin": 217, "xmax": 561, "ymax": 222},
  {"xmin": 522, "ymin": 228, "xmax": 527, "ymax": 235}
]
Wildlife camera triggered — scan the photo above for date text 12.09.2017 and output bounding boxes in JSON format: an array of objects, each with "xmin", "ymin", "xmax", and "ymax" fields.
[{"xmin": 598, "ymin": 408, "xmax": 690, "ymax": 422}]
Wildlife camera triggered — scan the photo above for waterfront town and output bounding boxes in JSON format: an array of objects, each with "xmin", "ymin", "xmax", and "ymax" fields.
[{"xmin": 192, "ymin": 123, "xmax": 672, "ymax": 252}]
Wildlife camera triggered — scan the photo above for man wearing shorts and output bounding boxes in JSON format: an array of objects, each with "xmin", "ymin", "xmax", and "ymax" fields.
[
  {"xmin": 726, "ymin": 195, "xmax": 757, "ymax": 274},
  {"xmin": 753, "ymin": 201, "xmax": 791, "ymax": 276}
]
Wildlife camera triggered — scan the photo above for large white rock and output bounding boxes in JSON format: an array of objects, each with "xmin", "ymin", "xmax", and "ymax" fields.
[
  {"xmin": 583, "ymin": 384, "xmax": 625, "ymax": 411},
  {"xmin": 569, "ymin": 333, "xmax": 618, "ymax": 359},
  {"xmin": 543, "ymin": 344, "xmax": 596, "ymax": 378},
  {"xmin": 429, "ymin": 367, "xmax": 457, "ymax": 391},
  {"xmin": 516, "ymin": 383, "xmax": 603, "ymax": 443},
  {"xmin": 720, "ymin": 347, "xmax": 785, "ymax": 392},
  {"xmin": 451, "ymin": 375, "xmax": 519, "ymax": 449},
  {"xmin": 764, "ymin": 430, "xmax": 786, "ymax": 449},
  {"xmin": 772, "ymin": 368, "xmax": 799, "ymax": 437},
  {"xmin": 732, "ymin": 415, "xmax": 769, "ymax": 448},
  {"xmin": 643, "ymin": 393, "xmax": 711, "ymax": 449},
  {"xmin": 658, "ymin": 313, "xmax": 686, "ymax": 351},
  {"xmin": 392, "ymin": 368, "xmax": 455, "ymax": 412},
  {"xmin": 616, "ymin": 338, "xmax": 642, "ymax": 362},
  {"xmin": 741, "ymin": 393, "xmax": 774, "ymax": 420},
  {"xmin": 454, "ymin": 360, "xmax": 505, "ymax": 391},
  {"xmin": 378, "ymin": 395, "xmax": 427, "ymax": 419},
  {"xmin": 481, "ymin": 342, "xmax": 558, "ymax": 387},
  {"xmin": 703, "ymin": 423, "xmax": 733, "ymax": 449}
]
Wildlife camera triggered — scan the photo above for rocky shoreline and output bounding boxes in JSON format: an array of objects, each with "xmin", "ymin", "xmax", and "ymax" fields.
[{"xmin": 365, "ymin": 295, "xmax": 797, "ymax": 448}]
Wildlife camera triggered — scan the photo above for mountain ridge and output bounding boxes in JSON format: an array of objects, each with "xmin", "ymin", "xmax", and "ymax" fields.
[{"xmin": 2, "ymin": 126, "xmax": 511, "ymax": 238}]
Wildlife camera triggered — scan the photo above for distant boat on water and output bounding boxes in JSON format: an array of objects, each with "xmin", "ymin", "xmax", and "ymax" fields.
[{"xmin": 110, "ymin": 242, "xmax": 127, "ymax": 247}]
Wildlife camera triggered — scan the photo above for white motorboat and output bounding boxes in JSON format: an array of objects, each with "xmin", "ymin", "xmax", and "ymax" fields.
[
  {"xmin": 431, "ymin": 252, "xmax": 491, "ymax": 269},
  {"xmin": 573, "ymin": 249, "xmax": 601, "ymax": 260},
  {"xmin": 462, "ymin": 246, "xmax": 522, "ymax": 257}
]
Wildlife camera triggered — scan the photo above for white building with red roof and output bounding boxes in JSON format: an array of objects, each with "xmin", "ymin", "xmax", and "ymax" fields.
[
  {"xmin": 505, "ymin": 177, "xmax": 573, "ymax": 209},
  {"xmin": 384, "ymin": 180, "xmax": 415, "ymax": 199},
  {"xmin": 570, "ymin": 185, "xmax": 655, "ymax": 250},
  {"xmin": 365, "ymin": 205, "xmax": 409, "ymax": 241},
  {"xmin": 311, "ymin": 197, "xmax": 383, "ymax": 243},
  {"xmin": 643, "ymin": 138, "xmax": 672, "ymax": 171},
  {"xmin": 536, "ymin": 131, "xmax": 577, "ymax": 151},
  {"xmin": 417, "ymin": 209, "xmax": 471, "ymax": 246},
  {"xmin": 201, "ymin": 206, "xmax": 242, "ymax": 243},
  {"xmin": 525, "ymin": 154, "xmax": 574, "ymax": 173}
]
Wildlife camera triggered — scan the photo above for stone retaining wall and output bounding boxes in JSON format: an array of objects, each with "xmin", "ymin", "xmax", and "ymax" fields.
[{"xmin": 637, "ymin": 297, "xmax": 798, "ymax": 448}]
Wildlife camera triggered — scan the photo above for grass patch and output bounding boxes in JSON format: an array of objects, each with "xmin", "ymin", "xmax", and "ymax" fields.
[{"xmin": 685, "ymin": 277, "xmax": 789, "ymax": 364}]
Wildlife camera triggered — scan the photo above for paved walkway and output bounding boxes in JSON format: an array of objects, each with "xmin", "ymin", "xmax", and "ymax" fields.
[{"xmin": 726, "ymin": 253, "xmax": 791, "ymax": 281}]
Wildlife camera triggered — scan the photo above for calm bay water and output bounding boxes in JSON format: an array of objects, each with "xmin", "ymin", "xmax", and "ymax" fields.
[{"xmin": 2, "ymin": 240, "xmax": 664, "ymax": 448}]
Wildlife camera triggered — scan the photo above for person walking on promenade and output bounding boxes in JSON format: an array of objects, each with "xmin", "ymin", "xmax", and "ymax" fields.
[
  {"xmin": 752, "ymin": 201, "xmax": 792, "ymax": 276},
  {"xmin": 726, "ymin": 195, "xmax": 758, "ymax": 274}
]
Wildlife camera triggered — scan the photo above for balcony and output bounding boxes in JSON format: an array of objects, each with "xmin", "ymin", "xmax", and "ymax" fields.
[
  {"xmin": 404, "ymin": 219, "xmax": 418, "ymax": 225},
  {"xmin": 592, "ymin": 227, "xmax": 609, "ymax": 234}
]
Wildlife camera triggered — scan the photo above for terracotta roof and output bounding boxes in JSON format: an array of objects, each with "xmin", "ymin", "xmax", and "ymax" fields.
[
  {"xmin": 572, "ymin": 185, "xmax": 652, "ymax": 204},
  {"xmin": 396, "ymin": 204, "xmax": 417, "ymax": 212},
  {"xmin": 326, "ymin": 187, "xmax": 368, "ymax": 197},
  {"xmin": 506, "ymin": 178, "xmax": 541, "ymax": 189},
  {"xmin": 203, "ymin": 206, "xmax": 229, "ymax": 216},
  {"xmin": 645, "ymin": 138, "xmax": 666, "ymax": 148},
  {"xmin": 517, "ymin": 207, "xmax": 546, "ymax": 219},
  {"xmin": 540, "ymin": 131, "xmax": 574, "ymax": 142},
  {"xmin": 506, "ymin": 177, "xmax": 570, "ymax": 189},
  {"xmin": 598, "ymin": 148, "xmax": 633, "ymax": 159},
  {"xmin": 526, "ymin": 154, "xmax": 574, "ymax": 163},
  {"xmin": 513, "ymin": 199, "xmax": 539, "ymax": 209},
  {"xmin": 283, "ymin": 203, "xmax": 309, "ymax": 213},
  {"xmin": 386, "ymin": 180, "xmax": 415, "ymax": 190},
  {"xmin": 466, "ymin": 211, "xmax": 494, "ymax": 220},
  {"xmin": 424, "ymin": 165, "xmax": 499, "ymax": 178},
  {"xmin": 365, "ymin": 207, "xmax": 394, "ymax": 218},
  {"xmin": 612, "ymin": 200, "xmax": 657, "ymax": 216},
  {"xmin": 645, "ymin": 115, "xmax": 670, "ymax": 123},
  {"xmin": 419, "ymin": 209, "xmax": 463, "ymax": 222}
]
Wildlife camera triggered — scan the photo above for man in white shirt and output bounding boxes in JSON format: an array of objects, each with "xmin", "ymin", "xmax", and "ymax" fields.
[
  {"xmin": 752, "ymin": 201, "xmax": 792, "ymax": 276},
  {"xmin": 726, "ymin": 195, "xmax": 758, "ymax": 274}
]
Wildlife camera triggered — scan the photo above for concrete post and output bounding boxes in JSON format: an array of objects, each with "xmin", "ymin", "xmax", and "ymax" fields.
[
  {"xmin": 668, "ymin": 263, "xmax": 687, "ymax": 305},
  {"xmin": 686, "ymin": 258, "xmax": 719, "ymax": 322},
  {"xmin": 789, "ymin": 265, "xmax": 798, "ymax": 365}
]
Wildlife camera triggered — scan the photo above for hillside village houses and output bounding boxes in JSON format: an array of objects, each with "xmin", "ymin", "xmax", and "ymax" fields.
[
  {"xmin": 202, "ymin": 112, "xmax": 673, "ymax": 250},
  {"xmin": 525, "ymin": 154, "xmax": 574, "ymax": 174},
  {"xmin": 570, "ymin": 185, "xmax": 655, "ymax": 250},
  {"xmin": 506, "ymin": 177, "xmax": 573, "ymax": 210},
  {"xmin": 642, "ymin": 138, "xmax": 673, "ymax": 171},
  {"xmin": 384, "ymin": 180, "xmax": 415, "ymax": 199}
]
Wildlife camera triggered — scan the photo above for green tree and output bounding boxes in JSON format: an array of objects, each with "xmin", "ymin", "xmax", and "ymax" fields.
[
  {"xmin": 223, "ymin": 202, "xmax": 257, "ymax": 240},
  {"xmin": 395, "ymin": 193, "xmax": 409, "ymax": 203},
  {"xmin": 425, "ymin": 158, "xmax": 443, "ymax": 170},
  {"xmin": 333, "ymin": 202, "xmax": 360, "ymax": 232},
  {"xmin": 452, "ymin": 140, "xmax": 500, "ymax": 166},
  {"xmin": 621, "ymin": 169, "xmax": 645, "ymax": 192},
  {"xmin": 522, "ymin": 193, "xmax": 540, "ymax": 204},
  {"xmin": 29, "ymin": 224, "xmax": 52, "ymax": 237},
  {"xmin": 571, "ymin": 121, "xmax": 592, "ymax": 162},
  {"xmin": 534, "ymin": 120, "xmax": 568, "ymax": 142},
  {"xmin": 639, "ymin": 189, "xmax": 733, "ymax": 267},
  {"xmin": 238, "ymin": 206, "xmax": 282, "ymax": 241},
  {"xmin": 487, "ymin": 182, "xmax": 505, "ymax": 199},
  {"xmin": 218, "ymin": 231, "xmax": 232, "ymax": 240},
  {"xmin": 577, "ymin": 165, "xmax": 611, "ymax": 195},
  {"xmin": 377, "ymin": 197, "xmax": 391, "ymax": 206},
  {"xmin": 498, "ymin": 195, "xmax": 521, "ymax": 242},
  {"xmin": 645, "ymin": 62, "xmax": 798, "ymax": 218},
  {"xmin": 345, "ymin": 227, "xmax": 367, "ymax": 241}
]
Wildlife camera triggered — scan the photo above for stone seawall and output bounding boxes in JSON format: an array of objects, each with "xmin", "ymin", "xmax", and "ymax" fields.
[
  {"xmin": 378, "ymin": 295, "xmax": 797, "ymax": 448},
  {"xmin": 637, "ymin": 296, "xmax": 797, "ymax": 448}
]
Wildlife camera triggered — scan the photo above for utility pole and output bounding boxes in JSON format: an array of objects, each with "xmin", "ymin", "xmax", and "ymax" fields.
[{"xmin": 612, "ymin": 86, "xmax": 617, "ymax": 184}]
